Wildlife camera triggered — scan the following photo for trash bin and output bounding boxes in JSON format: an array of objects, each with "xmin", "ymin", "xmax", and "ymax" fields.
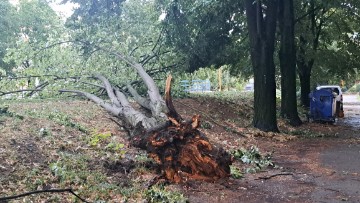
[{"xmin": 309, "ymin": 89, "xmax": 336, "ymax": 123}]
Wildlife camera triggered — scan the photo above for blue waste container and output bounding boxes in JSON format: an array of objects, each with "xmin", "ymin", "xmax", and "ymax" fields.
[{"xmin": 309, "ymin": 89, "xmax": 336, "ymax": 123}]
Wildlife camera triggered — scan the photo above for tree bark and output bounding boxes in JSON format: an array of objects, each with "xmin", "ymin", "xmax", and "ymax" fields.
[
  {"xmin": 278, "ymin": 0, "xmax": 302, "ymax": 126},
  {"xmin": 245, "ymin": 0, "xmax": 279, "ymax": 132},
  {"xmin": 297, "ymin": 57, "xmax": 312, "ymax": 107}
]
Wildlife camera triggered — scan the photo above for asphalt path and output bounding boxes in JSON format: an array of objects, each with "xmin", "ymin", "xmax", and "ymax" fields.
[
  {"xmin": 338, "ymin": 94, "xmax": 360, "ymax": 129},
  {"xmin": 314, "ymin": 94, "xmax": 360, "ymax": 202}
]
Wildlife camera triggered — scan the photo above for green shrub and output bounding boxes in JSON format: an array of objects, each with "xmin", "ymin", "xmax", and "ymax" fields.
[
  {"xmin": 231, "ymin": 146, "xmax": 275, "ymax": 173},
  {"xmin": 145, "ymin": 185, "xmax": 188, "ymax": 203}
]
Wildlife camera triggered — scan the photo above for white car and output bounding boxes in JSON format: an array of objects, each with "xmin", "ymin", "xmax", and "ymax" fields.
[{"xmin": 316, "ymin": 85, "xmax": 342, "ymax": 102}]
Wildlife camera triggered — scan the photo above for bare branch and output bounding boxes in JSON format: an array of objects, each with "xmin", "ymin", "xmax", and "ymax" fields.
[
  {"xmin": 294, "ymin": 6, "xmax": 321, "ymax": 24},
  {"xmin": 255, "ymin": 172, "xmax": 293, "ymax": 180},
  {"xmin": 26, "ymin": 81, "xmax": 50, "ymax": 97},
  {"xmin": 80, "ymin": 81, "xmax": 105, "ymax": 89},
  {"xmin": 94, "ymin": 74, "xmax": 121, "ymax": 107},
  {"xmin": 0, "ymin": 89, "xmax": 43, "ymax": 96},
  {"xmin": 0, "ymin": 188, "xmax": 90, "ymax": 203}
]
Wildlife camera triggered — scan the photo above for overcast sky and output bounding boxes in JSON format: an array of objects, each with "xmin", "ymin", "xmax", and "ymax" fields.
[
  {"xmin": 10, "ymin": 0, "xmax": 77, "ymax": 19},
  {"xmin": 49, "ymin": 0, "xmax": 77, "ymax": 19}
]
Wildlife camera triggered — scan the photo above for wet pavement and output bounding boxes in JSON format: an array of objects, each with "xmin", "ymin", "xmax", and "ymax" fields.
[
  {"xmin": 317, "ymin": 94, "xmax": 360, "ymax": 202},
  {"xmin": 337, "ymin": 94, "xmax": 360, "ymax": 129}
]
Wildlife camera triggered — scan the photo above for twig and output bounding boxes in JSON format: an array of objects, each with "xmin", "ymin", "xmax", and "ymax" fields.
[
  {"xmin": 0, "ymin": 188, "xmax": 91, "ymax": 203},
  {"xmin": 255, "ymin": 172, "xmax": 293, "ymax": 180},
  {"xmin": 0, "ymin": 89, "xmax": 43, "ymax": 96},
  {"xmin": 108, "ymin": 117, "xmax": 125, "ymax": 128},
  {"xmin": 294, "ymin": 6, "xmax": 321, "ymax": 24}
]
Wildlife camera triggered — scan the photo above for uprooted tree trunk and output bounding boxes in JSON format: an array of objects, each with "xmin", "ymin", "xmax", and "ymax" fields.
[{"xmin": 60, "ymin": 52, "xmax": 232, "ymax": 183}]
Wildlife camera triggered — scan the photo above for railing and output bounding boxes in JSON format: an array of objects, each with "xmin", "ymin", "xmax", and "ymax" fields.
[{"xmin": 180, "ymin": 79, "xmax": 211, "ymax": 92}]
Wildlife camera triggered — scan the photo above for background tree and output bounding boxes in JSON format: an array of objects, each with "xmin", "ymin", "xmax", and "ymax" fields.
[
  {"xmin": 245, "ymin": 0, "xmax": 279, "ymax": 132},
  {"xmin": 157, "ymin": 0, "xmax": 249, "ymax": 74},
  {"xmin": 0, "ymin": 0, "xmax": 17, "ymax": 76},
  {"xmin": 295, "ymin": 1, "xmax": 331, "ymax": 106},
  {"xmin": 310, "ymin": 0, "xmax": 360, "ymax": 87},
  {"xmin": 295, "ymin": 0, "xmax": 360, "ymax": 106},
  {"xmin": 278, "ymin": 0, "xmax": 302, "ymax": 126}
]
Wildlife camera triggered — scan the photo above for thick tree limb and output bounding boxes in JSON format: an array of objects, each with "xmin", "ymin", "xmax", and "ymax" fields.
[
  {"xmin": 126, "ymin": 84, "xmax": 151, "ymax": 110},
  {"xmin": 59, "ymin": 89, "xmax": 157, "ymax": 130},
  {"xmin": 83, "ymin": 44, "xmax": 168, "ymax": 116},
  {"xmin": 114, "ymin": 88, "xmax": 131, "ymax": 107},
  {"xmin": 94, "ymin": 74, "xmax": 121, "ymax": 107},
  {"xmin": 59, "ymin": 89, "xmax": 121, "ymax": 116}
]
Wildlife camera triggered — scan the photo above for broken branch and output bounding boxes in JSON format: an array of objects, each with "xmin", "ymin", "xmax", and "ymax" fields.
[
  {"xmin": 0, "ymin": 188, "xmax": 90, "ymax": 203},
  {"xmin": 255, "ymin": 172, "xmax": 294, "ymax": 180}
]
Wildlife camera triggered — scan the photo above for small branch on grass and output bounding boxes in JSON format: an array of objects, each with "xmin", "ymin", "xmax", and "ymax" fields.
[
  {"xmin": 0, "ymin": 188, "xmax": 91, "ymax": 203},
  {"xmin": 0, "ymin": 89, "xmax": 43, "ymax": 96},
  {"xmin": 255, "ymin": 172, "xmax": 294, "ymax": 180},
  {"xmin": 108, "ymin": 116, "xmax": 125, "ymax": 128}
]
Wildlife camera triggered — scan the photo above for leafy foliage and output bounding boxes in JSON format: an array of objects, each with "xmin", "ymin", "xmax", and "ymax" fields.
[
  {"xmin": 47, "ymin": 111, "xmax": 88, "ymax": 132},
  {"xmin": 295, "ymin": 0, "xmax": 360, "ymax": 90},
  {"xmin": 232, "ymin": 146, "xmax": 275, "ymax": 173},
  {"xmin": 0, "ymin": 0, "xmax": 17, "ymax": 75},
  {"xmin": 89, "ymin": 129, "xmax": 126, "ymax": 156},
  {"xmin": 157, "ymin": 0, "xmax": 250, "ymax": 73},
  {"xmin": 146, "ymin": 185, "xmax": 188, "ymax": 203}
]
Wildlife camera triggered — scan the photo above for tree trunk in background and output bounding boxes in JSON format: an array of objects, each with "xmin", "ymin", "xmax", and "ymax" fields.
[
  {"xmin": 296, "ymin": 0, "xmax": 324, "ymax": 107},
  {"xmin": 279, "ymin": 0, "xmax": 302, "ymax": 126},
  {"xmin": 298, "ymin": 63, "xmax": 312, "ymax": 107},
  {"xmin": 297, "ymin": 36, "xmax": 314, "ymax": 107},
  {"xmin": 245, "ymin": 0, "xmax": 279, "ymax": 132}
]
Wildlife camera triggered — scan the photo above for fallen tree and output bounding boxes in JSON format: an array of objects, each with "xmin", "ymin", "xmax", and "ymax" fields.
[
  {"xmin": 0, "ymin": 45, "xmax": 232, "ymax": 183},
  {"xmin": 55, "ymin": 50, "xmax": 232, "ymax": 183}
]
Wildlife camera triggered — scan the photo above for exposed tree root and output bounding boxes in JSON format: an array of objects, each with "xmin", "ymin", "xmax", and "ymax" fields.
[{"xmin": 131, "ymin": 75, "xmax": 232, "ymax": 183}]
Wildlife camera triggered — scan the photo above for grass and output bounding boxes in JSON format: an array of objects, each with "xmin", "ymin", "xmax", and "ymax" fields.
[{"xmin": 0, "ymin": 99, "xmax": 186, "ymax": 202}]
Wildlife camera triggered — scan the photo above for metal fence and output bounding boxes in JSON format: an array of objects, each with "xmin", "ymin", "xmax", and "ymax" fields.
[{"xmin": 180, "ymin": 79, "xmax": 211, "ymax": 92}]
